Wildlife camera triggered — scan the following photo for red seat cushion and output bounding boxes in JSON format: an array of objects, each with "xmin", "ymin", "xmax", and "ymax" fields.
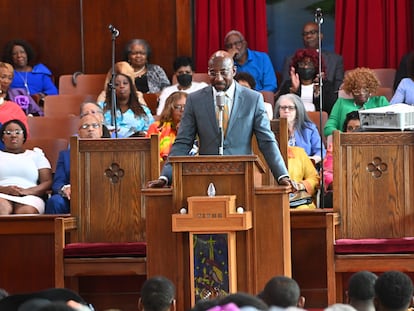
[
  {"xmin": 335, "ymin": 237, "xmax": 414, "ymax": 254},
  {"xmin": 64, "ymin": 242, "xmax": 146, "ymax": 258}
]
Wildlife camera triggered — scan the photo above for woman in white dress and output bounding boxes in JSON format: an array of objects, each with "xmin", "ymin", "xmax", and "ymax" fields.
[{"xmin": 0, "ymin": 119, "xmax": 52, "ymax": 214}]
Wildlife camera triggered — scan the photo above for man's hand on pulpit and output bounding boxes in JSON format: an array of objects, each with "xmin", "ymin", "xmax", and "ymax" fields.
[
  {"xmin": 147, "ymin": 178, "xmax": 167, "ymax": 188},
  {"xmin": 278, "ymin": 177, "xmax": 298, "ymax": 193}
]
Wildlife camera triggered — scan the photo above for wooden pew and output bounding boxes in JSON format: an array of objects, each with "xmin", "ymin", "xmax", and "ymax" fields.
[
  {"xmin": 54, "ymin": 135, "xmax": 159, "ymax": 309},
  {"xmin": 0, "ymin": 215, "xmax": 70, "ymax": 293},
  {"xmin": 327, "ymin": 130, "xmax": 414, "ymax": 304}
]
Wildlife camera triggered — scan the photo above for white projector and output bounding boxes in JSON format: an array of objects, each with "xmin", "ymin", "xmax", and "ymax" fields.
[{"xmin": 359, "ymin": 104, "xmax": 414, "ymax": 131}]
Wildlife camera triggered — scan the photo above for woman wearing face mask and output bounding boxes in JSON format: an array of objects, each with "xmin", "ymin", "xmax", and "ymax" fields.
[
  {"xmin": 157, "ymin": 56, "xmax": 208, "ymax": 115},
  {"xmin": 278, "ymin": 48, "xmax": 337, "ymax": 114}
]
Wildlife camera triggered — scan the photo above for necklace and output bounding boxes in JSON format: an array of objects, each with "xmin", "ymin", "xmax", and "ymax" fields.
[
  {"xmin": 134, "ymin": 66, "xmax": 146, "ymax": 78},
  {"xmin": 16, "ymin": 71, "xmax": 30, "ymax": 95}
]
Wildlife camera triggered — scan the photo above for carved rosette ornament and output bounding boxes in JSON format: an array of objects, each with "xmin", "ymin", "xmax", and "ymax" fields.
[
  {"xmin": 104, "ymin": 163, "xmax": 125, "ymax": 183},
  {"xmin": 366, "ymin": 157, "xmax": 388, "ymax": 178}
]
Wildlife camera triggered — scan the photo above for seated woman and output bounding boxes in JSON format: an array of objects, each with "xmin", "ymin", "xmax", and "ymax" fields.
[
  {"xmin": 0, "ymin": 85, "xmax": 29, "ymax": 151},
  {"xmin": 0, "ymin": 119, "xmax": 52, "ymax": 214},
  {"xmin": 277, "ymin": 48, "xmax": 337, "ymax": 114},
  {"xmin": 322, "ymin": 111, "xmax": 361, "ymax": 207},
  {"xmin": 45, "ymin": 113, "xmax": 103, "ymax": 214},
  {"xmin": 234, "ymin": 71, "xmax": 273, "ymax": 119},
  {"xmin": 275, "ymin": 93, "xmax": 326, "ymax": 165},
  {"xmin": 96, "ymin": 61, "xmax": 147, "ymax": 107},
  {"xmin": 99, "ymin": 72, "xmax": 154, "ymax": 138},
  {"xmin": 122, "ymin": 39, "xmax": 170, "ymax": 94},
  {"xmin": 146, "ymin": 91, "xmax": 187, "ymax": 165},
  {"xmin": 324, "ymin": 67, "xmax": 389, "ymax": 138},
  {"xmin": 0, "ymin": 62, "xmax": 43, "ymax": 116},
  {"xmin": 2, "ymin": 39, "xmax": 58, "ymax": 103},
  {"xmin": 391, "ymin": 52, "xmax": 414, "ymax": 105},
  {"xmin": 288, "ymin": 146, "xmax": 320, "ymax": 209}
]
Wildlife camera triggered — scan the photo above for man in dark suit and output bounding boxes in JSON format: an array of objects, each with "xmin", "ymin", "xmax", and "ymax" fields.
[
  {"xmin": 45, "ymin": 113, "xmax": 103, "ymax": 214},
  {"xmin": 148, "ymin": 50, "xmax": 292, "ymax": 188},
  {"xmin": 282, "ymin": 22, "xmax": 344, "ymax": 92}
]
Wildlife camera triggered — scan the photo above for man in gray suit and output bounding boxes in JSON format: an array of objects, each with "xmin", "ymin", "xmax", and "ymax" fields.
[
  {"xmin": 281, "ymin": 21, "xmax": 344, "ymax": 92},
  {"xmin": 148, "ymin": 50, "xmax": 292, "ymax": 188}
]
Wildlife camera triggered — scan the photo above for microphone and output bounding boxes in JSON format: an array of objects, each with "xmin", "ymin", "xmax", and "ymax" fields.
[
  {"xmin": 216, "ymin": 92, "xmax": 225, "ymax": 155},
  {"xmin": 108, "ymin": 24, "xmax": 120, "ymax": 37},
  {"xmin": 314, "ymin": 8, "xmax": 323, "ymax": 24},
  {"xmin": 216, "ymin": 91, "xmax": 225, "ymax": 111}
]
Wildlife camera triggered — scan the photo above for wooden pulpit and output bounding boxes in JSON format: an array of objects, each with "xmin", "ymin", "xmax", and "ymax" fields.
[
  {"xmin": 172, "ymin": 195, "xmax": 252, "ymax": 305},
  {"xmin": 143, "ymin": 155, "xmax": 291, "ymax": 311}
]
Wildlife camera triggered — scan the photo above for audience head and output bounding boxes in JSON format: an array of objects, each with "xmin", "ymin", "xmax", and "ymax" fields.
[
  {"xmin": 407, "ymin": 52, "xmax": 414, "ymax": 81},
  {"xmin": 208, "ymin": 50, "xmax": 236, "ymax": 92},
  {"xmin": 103, "ymin": 61, "xmax": 135, "ymax": 92},
  {"xmin": 3, "ymin": 39, "xmax": 36, "ymax": 69},
  {"xmin": 0, "ymin": 62, "xmax": 14, "ymax": 94},
  {"xmin": 374, "ymin": 271, "xmax": 414, "ymax": 311},
  {"xmin": 275, "ymin": 93, "xmax": 311, "ymax": 130},
  {"xmin": 80, "ymin": 101, "xmax": 104, "ymax": 121},
  {"xmin": 138, "ymin": 276, "xmax": 176, "ymax": 311},
  {"xmin": 342, "ymin": 68, "xmax": 380, "ymax": 105},
  {"xmin": 234, "ymin": 72, "xmax": 256, "ymax": 90},
  {"xmin": 1, "ymin": 119, "xmax": 28, "ymax": 151},
  {"xmin": 343, "ymin": 111, "xmax": 361, "ymax": 132},
  {"xmin": 259, "ymin": 276, "xmax": 304, "ymax": 308},
  {"xmin": 123, "ymin": 39, "xmax": 152, "ymax": 68},
  {"xmin": 105, "ymin": 73, "xmax": 143, "ymax": 114},
  {"xmin": 219, "ymin": 292, "xmax": 268, "ymax": 310},
  {"xmin": 347, "ymin": 271, "xmax": 377, "ymax": 311},
  {"xmin": 78, "ymin": 114, "xmax": 103, "ymax": 139},
  {"xmin": 224, "ymin": 30, "xmax": 247, "ymax": 62},
  {"xmin": 159, "ymin": 91, "xmax": 187, "ymax": 125},
  {"xmin": 173, "ymin": 56, "xmax": 194, "ymax": 88},
  {"xmin": 302, "ymin": 22, "xmax": 322, "ymax": 49},
  {"xmin": 290, "ymin": 48, "xmax": 326, "ymax": 83}
]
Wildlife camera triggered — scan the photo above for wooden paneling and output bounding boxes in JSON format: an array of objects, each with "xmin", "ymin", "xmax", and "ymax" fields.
[{"xmin": 0, "ymin": 0, "xmax": 192, "ymax": 83}]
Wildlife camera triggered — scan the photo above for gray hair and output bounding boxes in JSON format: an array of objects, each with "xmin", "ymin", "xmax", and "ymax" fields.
[{"xmin": 274, "ymin": 93, "xmax": 312, "ymax": 133}]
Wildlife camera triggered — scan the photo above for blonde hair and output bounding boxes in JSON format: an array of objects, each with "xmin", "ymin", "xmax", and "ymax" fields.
[
  {"xmin": 0, "ymin": 62, "xmax": 14, "ymax": 77},
  {"xmin": 342, "ymin": 67, "xmax": 380, "ymax": 95}
]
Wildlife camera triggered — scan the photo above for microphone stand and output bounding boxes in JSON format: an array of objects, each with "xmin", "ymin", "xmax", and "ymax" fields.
[
  {"xmin": 315, "ymin": 8, "xmax": 325, "ymax": 208},
  {"xmin": 216, "ymin": 92, "xmax": 225, "ymax": 155},
  {"xmin": 108, "ymin": 24, "xmax": 119, "ymax": 138}
]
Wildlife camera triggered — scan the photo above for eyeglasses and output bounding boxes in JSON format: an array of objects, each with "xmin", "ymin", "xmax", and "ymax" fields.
[
  {"xmin": 352, "ymin": 88, "xmax": 369, "ymax": 96},
  {"xmin": 302, "ymin": 30, "xmax": 318, "ymax": 36},
  {"xmin": 347, "ymin": 125, "xmax": 360, "ymax": 132},
  {"xmin": 298, "ymin": 61, "xmax": 315, "ymax": 67},
  {"xmin": 225, "ymin": 39, "xmax": 244, "ymax": 49},
  {"xmin": 279, "ymin": 106, "xmax": 296, "ymax": 111},
  {"xmin": 3, "ymin": 129, "xmax": 24, "ymax": 135},
  {"xmin": 129, "ymin": 51, "xmax": 146, "ymax": 56},
  {"xmin": 80, "ymin": 123, "xmax": 101, "ymax": 130},
  {"xmin": 208, "ymin": 69, "xmax": 232, "ymax": 78},
  {"xmin": 173, "ymin": 105, "xmax": 185, "ymax": 112}
]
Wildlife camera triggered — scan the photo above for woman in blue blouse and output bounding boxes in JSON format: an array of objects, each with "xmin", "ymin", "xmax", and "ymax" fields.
[
  {"xmin": 2, "ymin": 39, "xmax": 58, "ymax": 101},
  {"xmin": 100, "ymin": 73, "xmax": 154, "ymax": 138},
  {"xmin": 275, "ymin": 93, "xmax": 326, "ymax": 164}
]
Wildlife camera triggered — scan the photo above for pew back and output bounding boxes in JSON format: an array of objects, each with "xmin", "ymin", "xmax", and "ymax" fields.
[
  {"xmin": 333, "ymin": 130, "xmax": 414, "ymax": 239},
  {"xmin": 69, "ymin": 135, "xmax": 160, "ymax": 243}
]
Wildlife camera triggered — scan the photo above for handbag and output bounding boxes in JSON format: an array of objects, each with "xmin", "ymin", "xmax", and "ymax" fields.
[{"xmin": 289, "ymin": 190, "xmax": 313, "ymax": 208}]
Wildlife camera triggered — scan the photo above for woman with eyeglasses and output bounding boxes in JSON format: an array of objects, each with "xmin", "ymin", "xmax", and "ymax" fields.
[
  {"xmin": 277, "ymin": 48, "xmax": 337, "ymax": 114},
  {"xmin": 275, "ymin": 93, "xmax": 326, "ymax": 165},
  {"xmin": 0, "ymin": 119, "xmax": 52, "ymax": 214},
  {"xmin": 324, "ymin": 67, "xmax": 389, "ymax": 138},
  {"xmin": 100, "ymin": 72, "xmax": 154, "ymax": 138},
  {"xmin": 122, "ymin": 39, "xmax": 170, "ymax": 94},
  {"xmin": 146, "ymin": 91, "xmax": 188, "ymax": 164}
]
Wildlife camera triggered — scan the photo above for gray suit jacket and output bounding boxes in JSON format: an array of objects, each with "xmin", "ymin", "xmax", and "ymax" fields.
[{"xmin": 161, "ymin": 82, "xmax": 288, "ymax": 184}]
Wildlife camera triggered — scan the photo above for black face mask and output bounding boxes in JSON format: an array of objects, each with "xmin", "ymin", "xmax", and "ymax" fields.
[
  {"xmin": 297, "ymin": 67, "xmax": 316, "ymax": 81},
  {"xmin": 177, "ymin": 74, "xmax": 192, "ymax": 87}
]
